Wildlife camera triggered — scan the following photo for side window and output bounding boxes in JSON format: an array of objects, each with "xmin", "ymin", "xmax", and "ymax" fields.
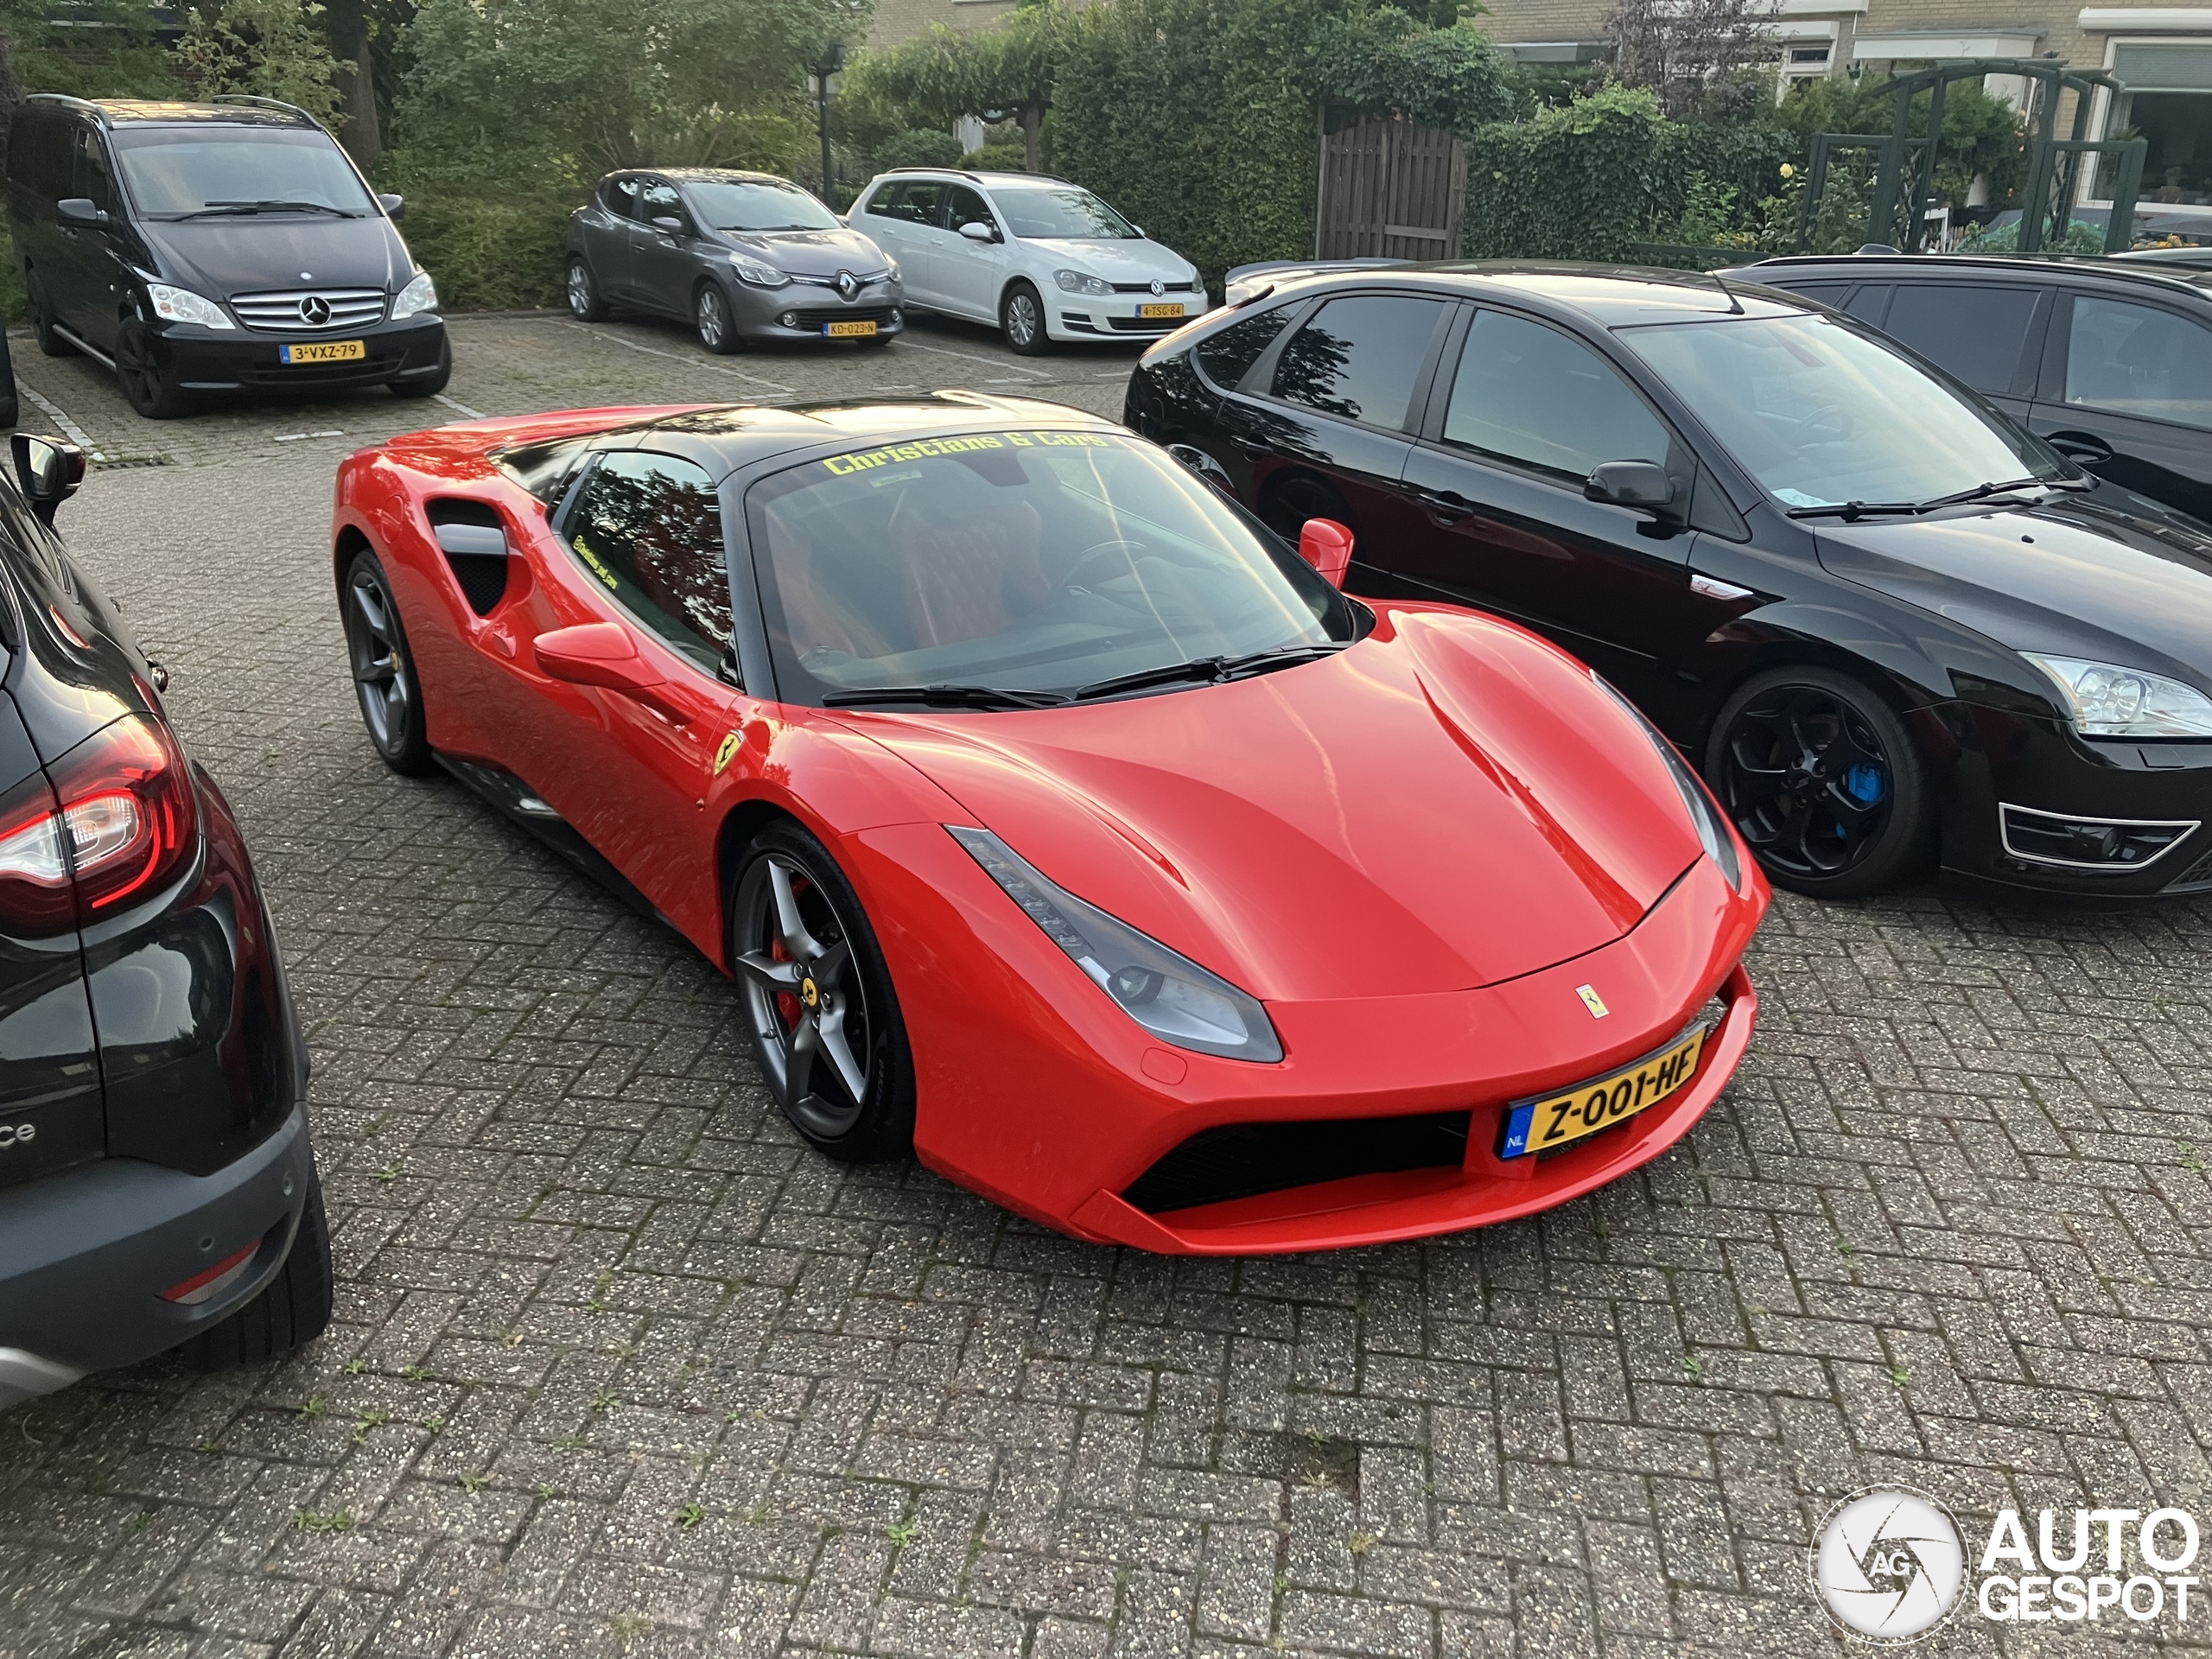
[
  {"xmin": 1442, "ymin": 309, "xmax": 1672, "ymax": 481},
  {"xmin": 1883, "ymin": 283, "xmax": 2040, "ymax": 394},
  {"xmin": 1783, "ymin": 283, "xmax": 1850, "ymax": 308},
  {"xmin": 2063, "ymin": 296, "xmax": 2212, "ymax": 430},
  {"xmin": 1269, "ymin": 295, "xmax": 1447, "ymax": 429},
  {"xmin": 639, "ymin": 180, "xmax": 690, "ymax": 232},
  {"xmin": 895, "ymin": 181, "xmax": 946, "ymax": 226},
  {"xmin": 563, "ymin": 452, "xmax": 733, "ymax": 669},
  {"xmin": 74, "ymin": 132, "xmax": 116, "ymax": 214},
  {"xmin": 945, "ymin": 185, "xmax": 994, "ymax": 235},
  {"xmin": 1195, "ymin": 302, "xmax": 1295, "ymax": 390},
  {"xmin": 1843, "ymin": 284, "xmax": 1891, "ymax": 323},
  {"xmin": 5, "ymin": 113, "xmax": 43, "ymax": 188},
  {"xmin": 604, "ymin": 175, "xmax": 641, "ymax": 219},
  {"xmin": 862, "ymin": 184, "xmax": 900, "ymax": 218}
]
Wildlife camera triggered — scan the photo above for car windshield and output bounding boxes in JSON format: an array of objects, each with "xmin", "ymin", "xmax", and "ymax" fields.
[
  {"xmin": 685, "ymin": 177, "xmax": 839, "ymax": 232},
  {"xmin": 992, "ymin": 187, "xmax": 1139, "ymax": 239},
  {"xmin": 748, "ymin": 429, "xmax": 1351, "ymax": 705},
  {"xmin": 111, "ymin": 129, "xmax": 378, "ymax": 217},
  {"xmin": 1618, "ymin": 312, "xmax": 2067, "ymax": 509}
]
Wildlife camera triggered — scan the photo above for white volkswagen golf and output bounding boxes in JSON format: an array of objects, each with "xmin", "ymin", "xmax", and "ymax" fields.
[{"xmin": 849, "ymin": 168, "xmax": 1210, "ymax": 354}]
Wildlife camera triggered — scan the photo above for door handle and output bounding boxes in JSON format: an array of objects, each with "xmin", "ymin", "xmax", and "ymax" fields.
[
  {"xmin": 2047, "ymin": 429, "xmax": 2114, "ymax": 463},
  {"xmin": 1408, "ymin": 484, "xmax": 1473, "ymax": 522}
]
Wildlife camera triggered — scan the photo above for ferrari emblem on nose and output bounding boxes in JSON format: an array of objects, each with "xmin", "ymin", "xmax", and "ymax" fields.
[
  {"xmin": 1576, "ymin": 984, "xmax": 1610, "ymax": 1019},
  {"xmin": 714, "ymin": 732, "xmax": 741, "ymax": 775}
]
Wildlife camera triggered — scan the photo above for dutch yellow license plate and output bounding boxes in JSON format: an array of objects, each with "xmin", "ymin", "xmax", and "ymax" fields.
[
  {"xmin": 1139, "ymin": 302, "xmax": 1186, "ymax": 320},
  {"xmin": 823, "ymin": 320, "xmax": 878, "ymax": 338},
  {"xmin": 1499, "ymin": 1025, "xmax": 1709, "ymax": 1159},
  {"xmin": 280, "ymin": 340, "xmax": 365, "ymax": 365}
]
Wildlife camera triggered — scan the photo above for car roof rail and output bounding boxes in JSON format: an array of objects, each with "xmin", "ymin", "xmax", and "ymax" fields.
[
  {"xmin": 208, "ymin": 92, "xmax": 323, "ymax": 127},
  {"xmin": 22, "ymin": 92, "xmax": 108, "ymax": 124}
]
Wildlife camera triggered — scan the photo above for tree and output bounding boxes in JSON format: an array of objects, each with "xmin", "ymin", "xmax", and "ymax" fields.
[
  {"xmin": 847, "ymin": 0, "xmax": 1077, "ymax": 173},
  {"xmin": 176, "ymin": 0, "xmax": 351, "ymax": 124},
  {"xmin": 1603, "ymin": 0, "xmax": 1779, "ymax": 122}
]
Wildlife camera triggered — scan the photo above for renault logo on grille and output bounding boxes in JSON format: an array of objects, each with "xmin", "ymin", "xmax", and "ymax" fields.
[
  {"xmin": 298, "ymin": 295, "xmax": 332, "ymax": 326},
  {"xmin": 835, "ymin": 270, "xmax": 860, "ymax": 302}
]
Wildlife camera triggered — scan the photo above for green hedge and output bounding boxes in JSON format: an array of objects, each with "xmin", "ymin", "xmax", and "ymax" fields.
[
  {"xmin": 397, "ymin": 191, "xmax": 582, "ymax": 313},
  {"xmin": 1460, "ymin": 86, "xmax": 1790, "ymax": 263}
]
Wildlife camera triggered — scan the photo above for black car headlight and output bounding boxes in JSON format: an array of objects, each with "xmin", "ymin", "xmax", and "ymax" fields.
[
  {"xmin": 948, "ymin": 825, "xmax": 1283, "ymax": 1062},
  {"xmin": 1592, "ymin": 676, "xmax": 1746, "ymax": 893}
]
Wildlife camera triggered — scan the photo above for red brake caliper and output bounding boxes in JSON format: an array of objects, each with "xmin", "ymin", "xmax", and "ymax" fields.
[{"xmin": 770, "ymin": 936, "xmax": 801, "ymax": 1031}]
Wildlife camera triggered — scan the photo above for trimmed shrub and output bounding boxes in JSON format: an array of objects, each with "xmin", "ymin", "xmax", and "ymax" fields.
[
  {"xmin": 962, "ymin": 143, "xmax": 1029, "ymax": 172},
  {"xmin": 871, "ymin": 128, "xmax": 964, "ymax": 171},
  {"xmin": 398, "ymin": 192, "xmax": 582, "ymax": 313}
]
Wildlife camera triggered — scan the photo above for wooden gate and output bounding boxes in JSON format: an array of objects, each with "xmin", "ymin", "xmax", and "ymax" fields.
[{"xmin": 1314, "ymin": 115, "xmax": 1470, "ymax": 261}]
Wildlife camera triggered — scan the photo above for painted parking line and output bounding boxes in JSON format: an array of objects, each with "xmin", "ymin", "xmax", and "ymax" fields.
[
  {"xmin": 19, "ymin": 385, "xmax": 107, "ymax": 461},
  {"xmin": 559, "ymin": 321, "xmax": 795, "ymax": 394},
  {"xmin": 893, "ymin": 335, "xmax": 1052, "ymax": 381},
  {"xmin": 435, "ymin": 392, "xmax": 488, "ymax": 420}
]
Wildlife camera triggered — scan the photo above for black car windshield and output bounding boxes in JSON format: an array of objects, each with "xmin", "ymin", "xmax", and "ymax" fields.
[
  {"xmin": 991, "ymin": 187, "xmax": 1139, "ymax": 239},
  {"xmin": 747, "ymin": 429, "xmax": 1351, "ymax": 705},
  {"xmin": 1618, "ymin": 313, "xmax": 2067, "ymax": 509},
  {"xmin": 685, "ymin": 177, "xmax": 839, "ymax": 232},
  {"xmin": 111, "ymin": 129, "xmax": 378, "ymax": 217}
]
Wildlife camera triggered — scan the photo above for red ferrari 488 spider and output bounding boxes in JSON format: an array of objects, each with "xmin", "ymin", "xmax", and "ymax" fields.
[{"xmin": 332, "ymin": 393, "xmax": 1766, "ymax": 1253}]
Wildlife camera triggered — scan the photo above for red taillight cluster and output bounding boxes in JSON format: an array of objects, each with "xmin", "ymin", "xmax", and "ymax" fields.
[{"xmin": 0, "ymin": 715, "xmax": 200, "ymax": 937}]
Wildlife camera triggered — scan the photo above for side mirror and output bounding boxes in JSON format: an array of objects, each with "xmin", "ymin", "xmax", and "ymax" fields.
[
  {"xmin": 533, "ymin": 622, "xmax": 689, "ymax": 724},
  {"xmin": 651, "ymin": 214, "xmax": 686, "ymax": 234},
  {"xmin": 1584, "ymin": 460, "xmax": 1675, "ymax": 513},
  {"xmin": 12, "ymin": 433, "xmax": 85, "ymax": 526},
  {"xmin": 378, "ymin": 193, "xmax": 407, "ymax": 220},
  {"xmin": 56, "ymin": 197, "xmax": 106, "ymax": 226},
  {"xmin": 958, "ymin": 219, "xmax": 995, "ymax": 242},
  {"xmin": 1298, "ymin": 517, "xmax": 1354, "ymax": 589}
]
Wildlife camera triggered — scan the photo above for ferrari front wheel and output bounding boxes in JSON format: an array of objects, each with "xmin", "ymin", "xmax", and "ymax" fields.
[{"xmin": 730, "ymin": 823, "xmax": 915, "ymax": 1162}]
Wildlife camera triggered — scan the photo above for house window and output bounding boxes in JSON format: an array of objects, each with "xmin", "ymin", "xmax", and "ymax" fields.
[
  {"xmin": 2101, "ymin": 42, "xmax": 2212, "ymax": 205},
  {"xmin": 1777, "ymin": 39, "xmax": 1833, "ymax": 98}
]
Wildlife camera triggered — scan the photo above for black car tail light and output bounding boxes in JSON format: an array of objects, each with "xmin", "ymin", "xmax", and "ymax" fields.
[
  {"xmin": 0, "ymin": 770, "xmax": 77, "ymax": 936},
  {"xmin": 45, "ymin": 715, "xmax": 201, "ymax": 922}
]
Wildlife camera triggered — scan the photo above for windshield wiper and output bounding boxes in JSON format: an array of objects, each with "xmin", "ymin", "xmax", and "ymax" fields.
[
  {"xmin": 179, "ymin": 200, "xmax": 357, "ymax": 218},
  {"xmin": 1072, "ymin": 642, "xmax": 1347, "ymax": 702},
  {"xmin": 820, "ymin": 683, "xmax": 1071, "ymax": 710},
  {"xmin": 1783, "ymin": 500, "xmax": 1923, "ymax": 521},
  {"xmin": 1913, "ymin": 475, "xmax": 2090, "ymax": 511}
]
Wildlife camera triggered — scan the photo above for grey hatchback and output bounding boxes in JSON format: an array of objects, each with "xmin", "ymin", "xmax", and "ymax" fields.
[{"xmin": 564, "ymin": 168, "xmax": 903, "ymax": 352}]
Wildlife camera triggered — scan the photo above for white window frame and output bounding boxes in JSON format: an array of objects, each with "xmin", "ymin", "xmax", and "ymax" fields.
[{"xmin": 2082, "ymin": 33, "xmax": 2212, "ymax": 213}]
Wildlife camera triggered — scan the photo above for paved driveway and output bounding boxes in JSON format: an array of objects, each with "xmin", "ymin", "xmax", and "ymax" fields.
[{"xmin": 3, "ymin": 309, "xmax": 2211, "ymax": 1658}]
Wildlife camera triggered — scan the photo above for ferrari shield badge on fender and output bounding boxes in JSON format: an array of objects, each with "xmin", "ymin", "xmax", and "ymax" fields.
[
  {"xmin": 1577, "ymin": 984, "xmax": 1610, "ymax": 1019},
  {"xmin": 714, "ymin": 732, "xmax": 741, "ymax": 776}
]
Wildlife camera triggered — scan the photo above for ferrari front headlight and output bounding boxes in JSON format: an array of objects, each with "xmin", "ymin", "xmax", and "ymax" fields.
[
  {"xmin": 1593, "ymin": 675, "xmax": 1746, "ymax": 892},
  {"xmin": 949, "ymin": 825, "xmax": 1282, "ymax": 1062},
  {"xmin": 2022, "ymin": 655, "xmax": 2212, "ymax": 739}
]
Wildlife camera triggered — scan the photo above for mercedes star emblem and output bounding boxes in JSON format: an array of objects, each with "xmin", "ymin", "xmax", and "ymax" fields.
[{"xmin": 298, "ymin": 295, "xmax": 332, "ymax": 326}]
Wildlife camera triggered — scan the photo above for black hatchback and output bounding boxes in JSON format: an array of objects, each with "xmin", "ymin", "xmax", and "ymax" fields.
[
  {"xmin": 0, "ymin": 432, "xmax": 328, "ymax": 1409},
  {"xmin": 6, "ymin": 94, "xmax": 449, "ymax": 418},
  {"xmin": 1722, "ymin": 253, "xmax": 2212, "ymax": 527},
  {"xmin": 1126, "ymin": 264, "xmax": 2212, "ymax": 902}
]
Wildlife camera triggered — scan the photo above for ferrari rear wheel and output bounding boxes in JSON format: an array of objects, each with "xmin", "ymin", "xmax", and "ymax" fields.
[
  {"xmin": 342, "ymin": 548, "xmax": 435, "ymax": 776},
  {"xmin": 730, "ymin": 822, "xmax": 914, "ymax": 1161}
]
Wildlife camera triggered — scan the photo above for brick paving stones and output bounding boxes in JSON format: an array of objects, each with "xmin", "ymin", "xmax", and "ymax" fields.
[{"xmin": 3, "ymin": 309, "xmax": 2209, "ymax": 1656}]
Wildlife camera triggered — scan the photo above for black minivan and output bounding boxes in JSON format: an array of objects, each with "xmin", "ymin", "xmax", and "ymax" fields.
[
  {"xmin": 1, "ymin": 430, "xmax": 328, "ymax": 1408},
  {"xmin": 6, "ymin": 94, "xmax": 449, "ymax": 418}
]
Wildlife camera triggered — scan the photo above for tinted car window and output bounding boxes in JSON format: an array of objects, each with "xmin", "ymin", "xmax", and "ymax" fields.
[
  {"xmin": 73, "ymin": 130, "xmax": 117, "ymax": 214},
  {"xmin": 1443, "ymin": 310, "xmax": 1672, "ymax": 480},
  {"xmin": 639, "ymin": 181, "xmax": 690, "ymax": 231},
  {"xmin": 563, "ymin": 453, "xmax": 732, "ymax": 669},
  {"xmin": 1844, "ymin": 285, "xmax": 1890, "ymax": 323},
  {"xmin": 945, "ymin": 185, "xmax": 994, "ymax": 234},
  {"xmin": 747, "ymin": 429, "xmax": 1349, "ymax": 703},
  {"xmin": 1195, "ymin": 303, "xmax": 1296, "ymax": 390},
  {"xmin": 1270, "ymin": 295, "xmax": 1446, "ymax": 429},
  {"xmin": 1882, "ymin": 283, "xmax": 2038, "ymax": 394},
  {"xmin": 110, "ymin": 128, "xmax": 376, "ymax": 217},
  {"xmin": 2064, "ymin": 296, "xmax": 2212, "ymax": 430},
  {"xmin": 603, "ymin": 175, "xmax": 641, "ymax": 219},
  {"xmin": 888, "ymin": 181, "xmax": 945, "ymax": 226},
  {"xmin": 1784, "ymin": 283, "xmax": 1850, "ymax": 308}
]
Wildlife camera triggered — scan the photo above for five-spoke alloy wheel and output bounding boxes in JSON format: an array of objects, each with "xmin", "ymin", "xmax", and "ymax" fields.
[
  {"xmin": 1707, "ymin": 666, "xmax": 1930, "ymax": 898},
  {"xmin": 343, "ymin": 549, "xmax": 434, "ymax": 774},
  {"xmin": 731, "ymin": 823, "xmax": 914, "ymax": 1160},
  {"xmin": 567, "ymin": 257, "xmax": 609, "ymax": 321},
  {"xmin": 696, "ymin": 283, "xmax": 739, "ymax": 354}
]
